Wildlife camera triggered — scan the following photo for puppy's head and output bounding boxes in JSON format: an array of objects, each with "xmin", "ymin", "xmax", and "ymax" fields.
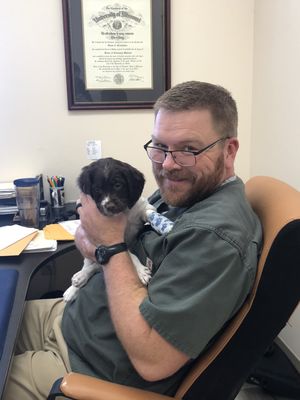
[{"xmin": 77, "ymin": 158, "xmax": 145, "ymax": 216}]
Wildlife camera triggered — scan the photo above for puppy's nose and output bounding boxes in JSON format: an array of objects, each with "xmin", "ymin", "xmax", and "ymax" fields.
[
  {"xmin": 100, "ymin": 201, "xmax": 124, "ymax": 216},
  {"xmin": 105, "ymin": 202, "xmax": 119, "ymax": 214}
]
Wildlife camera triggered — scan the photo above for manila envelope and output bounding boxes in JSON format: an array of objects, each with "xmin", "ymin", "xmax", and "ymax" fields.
[
  {"xmin": 43, "ymin": 224, "xmax": 74, "ymax": 241},
  {"xmin": 0, "ymin": 231, "xmax": 38, "ymax": 256}
]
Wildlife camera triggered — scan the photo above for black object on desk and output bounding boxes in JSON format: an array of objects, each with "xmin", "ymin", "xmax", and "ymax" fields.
[
  {"xmin": 48, "ymin": 202, "xmax": 77, "ymax": 225},
  {"xmin": 5, "ymin": 201, "xmax": 78, "ymax": 229},
  {"xmin": 38, "ymin": 201, "xmax": 78, "ymax": 227}
]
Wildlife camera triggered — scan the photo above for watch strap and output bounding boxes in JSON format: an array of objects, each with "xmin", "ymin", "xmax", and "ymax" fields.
[
  {"xmin": 95, "ymin": 242, "xmax": 128, "ymax": 265},
  {"xmin": 107, "ymin": 242, "xmax": 128, "ymax": 254}
]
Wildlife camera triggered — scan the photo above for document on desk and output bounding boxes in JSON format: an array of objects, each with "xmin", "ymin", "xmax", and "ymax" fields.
[
  {"xmin": 59, "ymin": 220, "xmax": 80, "ymax": 236},
  {"xmin": 0, "ymin": 182, "xmax": 18, "ymax": 215},
  {"xmin": 23, "ymin": 230, "xmax": 57, "ymax": 253},
  {"xmin": 0, "ymin": 225, "xmax": 38, "ymax": 256},
  {"xmin": 0, "ymin": 182, "xmax": 15, "ymax": 199},
  {"xmin": 43, "ymin": 220, "xmax": 80, "ymax": 241}
]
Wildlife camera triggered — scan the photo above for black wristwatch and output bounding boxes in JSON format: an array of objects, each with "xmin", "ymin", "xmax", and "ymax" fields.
[{"xmin": 95, "ymin": 242, "xmax": 128, "ymax": 265}]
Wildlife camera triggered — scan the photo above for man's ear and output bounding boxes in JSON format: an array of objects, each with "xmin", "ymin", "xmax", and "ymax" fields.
[{"xmin": 224, "ymin": 138, "xmax": 239, "ymax": 167}]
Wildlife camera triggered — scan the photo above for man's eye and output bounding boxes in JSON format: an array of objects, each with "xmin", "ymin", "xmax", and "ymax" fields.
[{"xmin": 182, "ymin": 145, "xmax": 197, "ymax": 152}]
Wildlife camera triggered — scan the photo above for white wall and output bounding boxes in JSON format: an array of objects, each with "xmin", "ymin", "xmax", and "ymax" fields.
[
  {"xmin": 252, "ymin": 0, "xmax": 300, "ymax": 187},
  {"xmin": 252, "ymin": 0, "xmax": 300, "ymax": 363},
  {"xmin": 0, "ymin": 0, "xmax": 254, "ymax": 202}
]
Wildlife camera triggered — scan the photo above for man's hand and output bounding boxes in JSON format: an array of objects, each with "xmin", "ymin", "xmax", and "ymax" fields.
[
  {"xmin": 74, "ymin": 224, "xmax": 96, "ymax": 261},
  {"xmin": 78, "ymin": 193, "xmax": 128, "ymax": 246}
]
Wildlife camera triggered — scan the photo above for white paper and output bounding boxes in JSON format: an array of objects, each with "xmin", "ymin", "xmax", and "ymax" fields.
[
  {"xmin": 23, "ymin": 230, "xmax": 57, "ymax": 253},
  {"xmin": 0, "ymin": 225, "xmax": 38, "ymax": 251},
  {"xmin": 0, "ymin": 206, "xmax": 18, "ymax": 215},
  {"xmin": 59, "ymin": 220, "xmax": 81, "ymax": 236},
  {"xmin": 0, "ymin": 182, "xmax": 15, "ymax": 198},
  {"xmin": 0, "ymin": 182, "xmax": 15, "ymax": 191}
]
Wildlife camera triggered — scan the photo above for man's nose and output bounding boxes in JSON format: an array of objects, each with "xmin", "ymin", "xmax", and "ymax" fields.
[{"xmin": 162, "ymin": 152, "xmax": 181, "ymax": 170}]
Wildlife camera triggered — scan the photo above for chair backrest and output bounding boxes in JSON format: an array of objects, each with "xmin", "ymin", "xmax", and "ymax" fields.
[{"xmin": 175, "ymin": 176, "xmax": 300, "ymax": 400}]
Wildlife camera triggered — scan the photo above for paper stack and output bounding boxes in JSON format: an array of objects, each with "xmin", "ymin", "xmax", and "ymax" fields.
[
  {"xmin": 0, "ymin": 225, "xmax": 38, "ymax": 256},
  {"xmin": 23, "ymin": 230, "xmax": 57, "ymax": 253},
  {"xmin": 0, "ymin": 182, "xmax": 17, "ymax": 215},
  {"xmin": 0, "ymin": 225, "xmax": 57, "ymax": 256}
]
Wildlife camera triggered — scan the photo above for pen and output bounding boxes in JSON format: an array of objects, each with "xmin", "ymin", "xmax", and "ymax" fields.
[
  {"xmin": 48, "ymin": 176, "xmax": 65, "ymax": 188},
  {"xmin": 47, "ymin": 176, "xmax": 55, "ymax": 188},
  {"xmin": 57, "ymin": 176, "xmax": 65, "ymax": 187}
]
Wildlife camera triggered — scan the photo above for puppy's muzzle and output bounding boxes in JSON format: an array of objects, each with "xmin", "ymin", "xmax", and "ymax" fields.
[{"xmin": 99, "ymin": 198, "xmax": 126, "ymax": 216}]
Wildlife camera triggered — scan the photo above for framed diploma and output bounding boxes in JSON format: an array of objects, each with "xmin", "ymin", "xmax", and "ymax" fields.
[{"xmin": 62, "ymin": 0, "xmax": 170, "ymax": 110}]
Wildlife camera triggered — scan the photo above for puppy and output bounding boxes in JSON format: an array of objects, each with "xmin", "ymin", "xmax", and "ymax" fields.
[{"xmin": 63, "ymin": 158, "xmax": 155, "ymax": 303}]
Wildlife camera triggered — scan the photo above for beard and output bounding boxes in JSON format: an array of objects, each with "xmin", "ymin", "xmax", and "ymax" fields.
[{"xmin": 153, "ymin": 154, "xmax": 225, "ymax": 207}]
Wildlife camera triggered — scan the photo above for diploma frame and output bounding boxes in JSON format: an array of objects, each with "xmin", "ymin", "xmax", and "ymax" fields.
[{"xmin": 62, "ymin": 0, "xmax": 170, "ymax": 110}]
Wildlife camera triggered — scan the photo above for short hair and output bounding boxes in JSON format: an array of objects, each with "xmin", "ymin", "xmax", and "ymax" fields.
[{"xmin": 154, "ymin": 81, "xmax": 238, "ymax": 138}]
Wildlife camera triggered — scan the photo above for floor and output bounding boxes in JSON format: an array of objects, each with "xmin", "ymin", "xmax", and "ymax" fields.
[{"xmin": 235, "ymin": 383, "xmax": 293, "ymax": 400}]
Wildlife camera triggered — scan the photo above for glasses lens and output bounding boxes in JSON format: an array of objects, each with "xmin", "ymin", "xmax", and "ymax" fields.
[
  {"xmin": 147, "ymin": 147, "xmax": 196, "ymax": 166},
  {"xmin": 173, "ymin": 151, "xmax": 196, "ymax": 166},
  {"xmin": 147, "ymin": 147, "xmax": 165, "ymax": 163}
]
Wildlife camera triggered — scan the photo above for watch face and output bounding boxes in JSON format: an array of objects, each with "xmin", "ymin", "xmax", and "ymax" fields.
[{"xmin": 96, "ymin": 246, "xmax": 109, "ymax": 264}]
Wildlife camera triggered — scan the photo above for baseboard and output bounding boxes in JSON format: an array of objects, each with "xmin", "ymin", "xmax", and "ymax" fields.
[{"xmin": 275, "ymin": 337, "xmax": 300, "ymax": 373}]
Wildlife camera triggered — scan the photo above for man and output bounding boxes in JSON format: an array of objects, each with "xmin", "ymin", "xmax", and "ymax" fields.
[{"xmin": 4, "ymin": 81, "xmax": 262, "ymax": 399}]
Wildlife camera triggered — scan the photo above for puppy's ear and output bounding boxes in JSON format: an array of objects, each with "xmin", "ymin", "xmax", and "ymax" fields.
[
  {"xmin": 125, "ymin": 166, "xmax": 145, "ymax": 208},
  {"xmin": 77, "ymin": 164, "xmax": 93, "ymax": 195}
]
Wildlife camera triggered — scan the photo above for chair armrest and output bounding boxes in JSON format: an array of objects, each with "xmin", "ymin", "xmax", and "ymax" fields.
[{"xmin": 60, "ymin": 372, "xmax": 174, "ymax": 400}]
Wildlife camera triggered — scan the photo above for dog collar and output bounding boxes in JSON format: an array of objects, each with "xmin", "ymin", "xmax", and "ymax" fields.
[{"xmin": 95, "ymin": 242, "xmax": 128, "ymax": 265}]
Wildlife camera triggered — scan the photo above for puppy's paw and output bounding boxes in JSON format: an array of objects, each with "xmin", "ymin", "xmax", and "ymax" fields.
[
  {"xmin": 129, "ymin": 252, "xmax": 152, "ymax": 285},
  {"xmin": 136, "ymin": 263, "xmax": 152, "ymax": 286},
  {"xmin": 63, "ymin": 285, "xmax": 79, "ymax": 303},
  {"xmin": 133, "ymin": 197, "xmax": 156, "ymax": 222},
  {"xmin": 71, "ymin": 270, "xmax": 90, "ymax": 288}
]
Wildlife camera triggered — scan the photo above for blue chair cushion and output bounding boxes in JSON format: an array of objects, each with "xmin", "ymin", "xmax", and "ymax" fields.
[{"xmin": 0, "ymin": 269, "xmax": 18, "ymax": 359}]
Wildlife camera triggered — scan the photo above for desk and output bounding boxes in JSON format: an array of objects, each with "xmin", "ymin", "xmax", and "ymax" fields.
[
  {"xmin": 0, "ymin": 203, "xmax": 79, "ymax": 398},
  {"xmin": 0, "ymin": 242, "xmax": 76, "ymax": 399}
]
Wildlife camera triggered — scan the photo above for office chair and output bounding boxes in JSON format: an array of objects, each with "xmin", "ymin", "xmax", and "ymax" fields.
[{"xmin": 48, "ymin": 176, "xmax": 300, "ymax": 400}]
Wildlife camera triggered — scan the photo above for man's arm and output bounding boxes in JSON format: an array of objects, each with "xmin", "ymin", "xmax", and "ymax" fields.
[
  {"xmin": 102, "ymin": 251, "xmax": 189, "ymax": 381},
  {"xmin": 76, "ymin": 195, "xmax": 190, "ymax": 381}
]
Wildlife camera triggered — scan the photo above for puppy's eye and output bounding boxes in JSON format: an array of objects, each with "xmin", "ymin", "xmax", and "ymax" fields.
[{"xmin": 113, "ymin": 182, "xmax": 123, "ymax": 190}]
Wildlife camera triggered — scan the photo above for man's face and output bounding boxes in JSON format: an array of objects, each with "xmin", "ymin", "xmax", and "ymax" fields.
[{"xmin": 151, "ymin": 109, "xmax": 237, "ymax": 207}]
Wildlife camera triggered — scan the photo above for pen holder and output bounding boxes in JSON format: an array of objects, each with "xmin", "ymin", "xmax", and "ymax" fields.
[{"xmin": 50, "ymin": 186, "xmax": 65, "ymax": 208}]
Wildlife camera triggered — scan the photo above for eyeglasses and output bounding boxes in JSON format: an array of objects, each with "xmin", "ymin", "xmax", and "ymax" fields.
[{"xmin": 143, "ymin": 137, "xmax": 228, "ymax": 167}]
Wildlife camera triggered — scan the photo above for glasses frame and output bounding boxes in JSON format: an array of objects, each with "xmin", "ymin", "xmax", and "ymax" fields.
[{"xmin": 143, "ymin": 137, "xmax": 228, "ymax": 167}]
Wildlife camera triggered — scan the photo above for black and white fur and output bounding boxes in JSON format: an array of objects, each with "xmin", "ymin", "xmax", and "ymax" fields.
[{"xmin": 63, "ymin": 158, "xmax": 155, "ymax": 303}]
